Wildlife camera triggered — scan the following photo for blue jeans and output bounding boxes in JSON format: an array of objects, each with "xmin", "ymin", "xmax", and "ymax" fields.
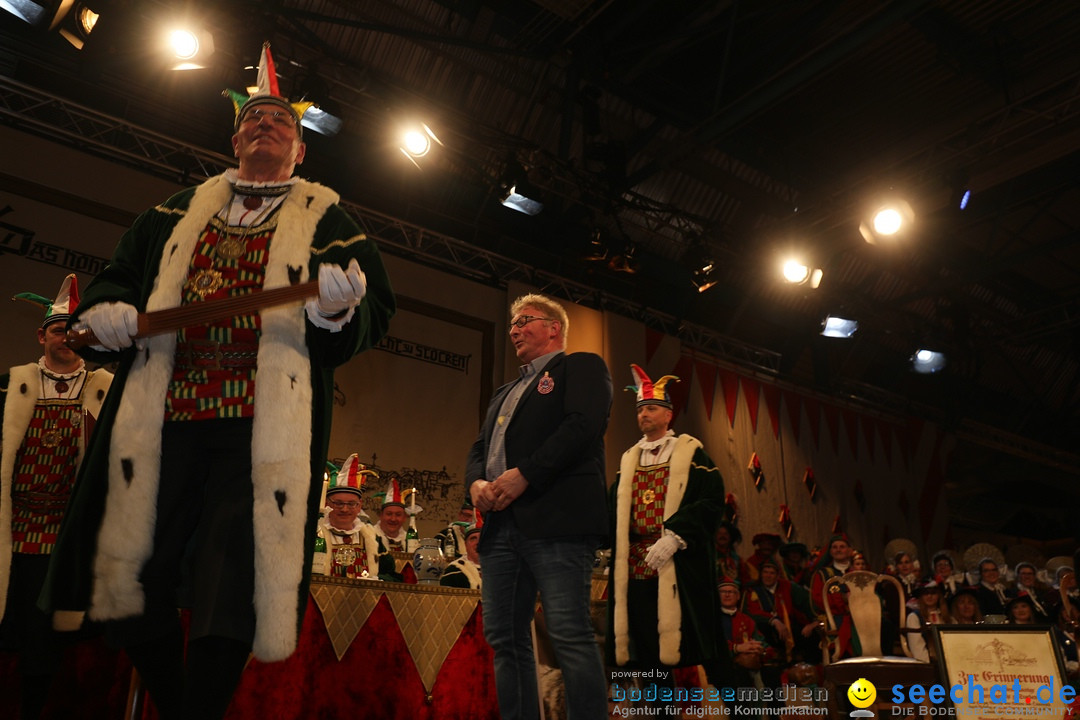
[{"xmin": 480, "ymin": 520, "xmax": 606, "ymax": 720}]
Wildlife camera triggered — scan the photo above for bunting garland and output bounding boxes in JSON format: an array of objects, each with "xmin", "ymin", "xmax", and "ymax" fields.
[
  {"xmin": 803, "ymin": 467, "xmax": 817, "ymax": 501},
  {"xmin": 778, "ymin": 505, "xmax": 793, "ymax": 539},
  {"xmin": 747, "ymin": 452, "xmax": 764, "ymax": 489}
]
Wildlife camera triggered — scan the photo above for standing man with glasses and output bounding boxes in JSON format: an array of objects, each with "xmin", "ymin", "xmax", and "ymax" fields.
[
  {"xmin": 43, "ymin": 44, "xmax": 394, "ymax": 720},
  {"xmin": 467, "ymin": 293, "xmax": 612, "ymax": 720}
]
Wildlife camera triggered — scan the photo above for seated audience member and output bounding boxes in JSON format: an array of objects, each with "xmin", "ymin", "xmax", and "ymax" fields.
[
  {"xmin": 716, "ymin": 578, "xmax": 773, "ymax": 693},
  {"xmin": 886, "ymin": 551, "xmax": 921, "ymax": 606},
  {"xmin": 974, "ymin": 557, "xmax": 1008, "ymax": 619},
  {"xmin": 321, "ymin": 455, "xmax": 396, "ymax": 580},
  {"xmin": 850, "ymin": 550, "xmax": 870, "ymax": 572},
  {"xmin": 780, "ymin": 542, "xmax": 811, "ymax": 587},
  {"xmin": 905, "ymin": 580, "xmax": 950, "ymax": 662},
  {"xmin": 1011, "ymin": 561, "xmax": 1051, "ymax": 622},
  {"xmin": 435, "ymin": 499, "xmax": 475, "ymax": 561},
  {"xmin": 440, "ymin": 515, "xmax": 483, "ymax": 590},
  {"xmin": 949, "ymin": 587, "xmax": 984, "ymax": 625},
  {"xmin": 373, "ymin": 477, "xmax": 411, "ymax": 551},
  {"xmin": 1005, "ymin": 593, "xmax": 1038, "ymax": 625},
  {"xmin": 742, "ymin": 533, "xmax": 782, "ymax": 586},
  {"xmin": 742, "ymin": 558, "xmax": 817, "ymax": 665},
  {"xmin": 1052, "ymin": 602, "xmax": 1079, "ymax": 682},
  {"xmin": 810, "ymin": 535, "xmax": 854, "ymax": 616},
  {"xmin": 715, "ymin": 521, "xmax": 744, "ymax": 586},
  {"xmin": 1055, "ymin": 566, "xmax": 1079, "ymax": 607},
  {"xmin": 931, "ymin": 550, "xmax": 964, "ymax": 599}
]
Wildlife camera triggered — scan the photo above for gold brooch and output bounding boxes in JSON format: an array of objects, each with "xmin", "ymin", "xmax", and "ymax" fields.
[{"xmin": 189, "ymin": 268, "xmax": 225, "ymax": 299}]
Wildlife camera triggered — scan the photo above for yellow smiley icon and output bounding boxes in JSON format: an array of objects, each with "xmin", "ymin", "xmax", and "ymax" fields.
[{"xmin": 847, "ymin": 678, "xmax": 877, "ymax": 709}]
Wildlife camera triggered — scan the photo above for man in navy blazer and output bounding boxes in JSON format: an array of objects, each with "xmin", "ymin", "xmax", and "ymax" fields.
[{"xmin": 467, "ymin": 293, "xmax": 611, "ymax": 720}]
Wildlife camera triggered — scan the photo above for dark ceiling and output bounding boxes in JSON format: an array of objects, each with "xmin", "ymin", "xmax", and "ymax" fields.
[{"xmin": 2, "ymin": 0, "xmax": 1079, "ymax": 545}]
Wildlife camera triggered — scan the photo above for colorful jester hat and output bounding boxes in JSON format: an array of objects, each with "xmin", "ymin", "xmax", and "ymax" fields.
[
  {"xmin": 12, "ymin": 273, "xmax": 80, "ymax": 329},
  {"xmin": 326, "ymin": 453, "xmax": 379, "ymax": 498},
  {"xmin": 377, "ymin": 476, "xmax": 423, "ymax": 517},
  {"xmin": 224, "ymin": 42, "xmax": 314, "ymax": 137},
  {"xmin": 626, "ymin": 363, "xmax": 679, "ymax": 408}
]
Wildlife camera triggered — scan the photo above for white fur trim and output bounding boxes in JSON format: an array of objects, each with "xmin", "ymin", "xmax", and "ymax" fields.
[
  {"xmin": 612, "ymin": 433, "xmax": 701, "ymax": 666},
  {"xmin": 88, "ymin": 175, "xmax": 338, "ymax": 662},
  {"xmin": 1, "ymin": 364, "xmax": 40, "ymax": 621},
  {"xmin": 445, "ymin": 556, "xmax": 482, "ymax": 589}
]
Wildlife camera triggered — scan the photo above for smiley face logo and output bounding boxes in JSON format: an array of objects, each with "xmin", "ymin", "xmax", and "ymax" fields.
[{"xmin": 847, "ymin": 678, "xmax": 877, "ymax": 709}]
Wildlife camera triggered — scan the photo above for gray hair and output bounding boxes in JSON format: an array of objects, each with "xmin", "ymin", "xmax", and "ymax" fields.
[{"xmin": 510, "ymin": 293, "xmax": 568, "ymax": 344}]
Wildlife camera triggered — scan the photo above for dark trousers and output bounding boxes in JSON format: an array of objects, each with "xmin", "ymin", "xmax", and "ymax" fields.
[
  {"xmin": 106, "ymin": 417, "xmax": 258, "ymax": 720},
  {"xmin": 1, "ymin": 553, "xmax": 65, "ymax": 719}
]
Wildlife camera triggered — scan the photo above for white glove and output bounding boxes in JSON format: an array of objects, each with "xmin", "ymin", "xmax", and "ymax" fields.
[
  {"xmin": 316, "ymin": 258, "xmax": 366, "ymax": 315},
  {"xmin": 78, "ymin": 302, "xmax": 139, "ymax": 351},
  {"xmin": 644, "ymin": 529, "xmax": 686, "ymax": 571}
]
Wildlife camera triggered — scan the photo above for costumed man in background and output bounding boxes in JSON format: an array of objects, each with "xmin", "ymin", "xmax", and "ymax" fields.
[
  {"xmin": 436, "ymin": 498, "xmax": 476, "ymax": 561},
  {"xmin": 42, "ymin": 44, "xmax": 394, "ymax": 720},
  {"xmin": 779, "ymin": 542, "xmax": 811, "ymax": 587},
  {"xmin": 741, "ymin": 532, "xmax": 783, "ymax": 587},
  {"xmin": 374, "ymin": 476, "xmax": 415, "ymax": 552},
  {"xmin": 717, "ymin": 578, "xmax": 773, "ymax": 712},
  {"xmin": 440, "ymin": 513, "xmax": 483, "ymax": 590},
  {"xmin": 1, "ymin": 275, "xmax": 112, "ymax": 720},
  {"xmin": 809, "ymin": 534, "xmax": 858, "ymax": 660},
  {"xmin": 742, "ymin": 558, "xmax": 818, "ymax": 668},
  {"xmin": 320, "ymin": 454, "xmax": 395, "ymax": 580},
  {"xmin": 608, "ymin": 364, "xmax": 725, "ymax": 697}
]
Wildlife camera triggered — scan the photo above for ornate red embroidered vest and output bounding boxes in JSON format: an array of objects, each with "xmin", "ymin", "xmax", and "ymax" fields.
[
  {"xmin": 628, "ymin": 464, "xmax": 669, "ymax": 580},
  {"xmin": 12, "ymin": 398, "xmax": 83, "ymax": 553}
]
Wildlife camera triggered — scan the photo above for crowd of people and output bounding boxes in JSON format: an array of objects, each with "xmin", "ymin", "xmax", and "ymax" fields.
[{"xmin": 712, "ymin": 527, "xmax": 1080, "ymax": 684}]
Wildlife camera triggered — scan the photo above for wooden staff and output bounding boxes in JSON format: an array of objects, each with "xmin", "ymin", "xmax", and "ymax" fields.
[{"xmin": 65, "ymin": 280, "xmax": 319, "ymax": 350}]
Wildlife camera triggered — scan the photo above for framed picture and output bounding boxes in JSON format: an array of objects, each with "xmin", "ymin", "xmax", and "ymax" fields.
[{"xmin": 931, "ymin": 624, "xmax": 1073, "ymax": 718}]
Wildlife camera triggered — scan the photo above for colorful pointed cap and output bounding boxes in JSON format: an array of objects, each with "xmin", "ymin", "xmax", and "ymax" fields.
[
  {"xmin": 626, "ymin": 363, "xmax": 678, "ymax": 408},
  {"xmin": 326, "ymin": 453, "xmax": 378, "ymax": 498},
  {"xmin": 224, "ymin": 43, "xmax": 314, "ymax": 137},
  {"xmin": 13, "ymin": 273, "xmax": 80, "ymax": 329},
  {"xmin": 376, "ymin": 476, "xmax": 424, "ymax": 516},
  {"xmin": 465, "ymin": 510, "xmax": 484, "ymax": 538}
]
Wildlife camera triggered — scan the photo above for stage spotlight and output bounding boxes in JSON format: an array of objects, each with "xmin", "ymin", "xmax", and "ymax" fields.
[
  {"xmin": 781, "ymin": 259, "xmax": 823, "ymax": 288},
  {"xmin": 911, "ymin": 348, "xmax": 946, "ymax": 374},
  {"xmin": 583, "ymin": 228, "xmax": 609, "ymax": 261},
  {"xmin": 821, "ymin": 315, "xmax": 858, "ymax": 338},
  {"xmin": 500, "ymin": 185, "xmax": 544, "ymax": 215},
  {"xmin": 301, "ymin": 106, "xmax": 342, "ymax": 136},
  {"xmin": 399, "ymin": 123, "xmax": 442, "ymax": 162},
  {"xmin": 608, "ymin": 243, "xmax": 637, "ymax": 274},
  {"xmin": 168, "ymin": 28, "xmax": 214, "ymax": 70},
  {"xmin": 692, "ymin": 263, "xmax": 718, "ymax": 293},
  {"xmin": 56, "ymin": 2, "xmax": 97, "ymax": 49},
  {"xmin": 2, "ymin": 0, "xmax": 66, "ymax": 26},
  {"xmin": 498, "ymin": 157, "xmax": 545, "ymax": 215},
  {"xmin": 860, "ymin": 198, "xmax": 914, "ymax": 244}
]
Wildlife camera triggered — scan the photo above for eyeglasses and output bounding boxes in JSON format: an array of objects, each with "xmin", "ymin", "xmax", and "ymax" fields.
[
  {"xmin": 509, "ymin": 315, "xmax": 554, "ymax": 330},
  {"xmin": 242, "ymin": 107, "xmax": 296, "ymax": 127},
  {"xmin": 329, "ymin": 500, "xmax": 361, "ymax": 509}
]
